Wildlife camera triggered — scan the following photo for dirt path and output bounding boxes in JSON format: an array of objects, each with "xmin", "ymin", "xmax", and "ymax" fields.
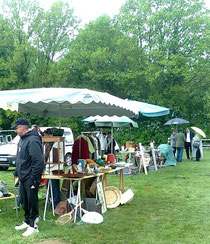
[{"xmin": 34, "ymin": 238, "xmax": 66, "ymax": 244}]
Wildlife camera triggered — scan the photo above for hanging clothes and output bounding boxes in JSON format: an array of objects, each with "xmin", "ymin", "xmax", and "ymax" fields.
[
  {"xmin": 89, "ymin": 135, "xmax": 100, "ymax": 160},
  {"xmin": 96, "ymin": 131, "xmax": 106, "ymax": 150},
  {"xmin": 96, "ymin": 131, "xmax": 106, "ymax": 158},
  {"xmin": 105, "ymin": 135, "xmax": 116, "ymax": 154},
  {"xmin": 80, "ymin": 135, "xmax": 95, "ymax": 154},
  {"xmin": 72, "ymin": 137, "xmax": 90, "ymax": 164}
]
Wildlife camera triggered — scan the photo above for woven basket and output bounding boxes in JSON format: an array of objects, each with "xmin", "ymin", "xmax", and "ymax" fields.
[{"xmin": 104, "ymin": 186, "xmax": 121, "ymax": 208}]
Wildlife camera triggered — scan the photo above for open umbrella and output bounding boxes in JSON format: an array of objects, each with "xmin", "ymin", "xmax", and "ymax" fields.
[
  {"xmin": 191, "ymin": 127, "xmax": 206, "ymax": 138},
  {"xmin": 83, "ymin": 115, "xmax": 138, "ymax": 142},
  {"xmin": 0, "ymin": 88, "xmax": 139, "ymax": 126},
  {"xmin": 83, "ymin": 115, "xmax": 138, "ymax": 128},
  {"xmin": 164, "ymin": 118, "xmax": 189, "ymax": 125},
  {"xmin": 125, "ymin": 99, "xmax": 170, "ymax": 120}
]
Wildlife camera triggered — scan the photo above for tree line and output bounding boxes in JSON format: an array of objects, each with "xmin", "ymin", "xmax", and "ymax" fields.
[{"xmin": 0, "ymin": 0, "xmax": 209, "ymax": 144}]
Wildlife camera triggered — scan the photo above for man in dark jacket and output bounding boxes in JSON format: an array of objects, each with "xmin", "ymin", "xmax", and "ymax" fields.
[
  {"xmin": 175, "ymin": 128, "xmax": 185, "ymax": 162},
  {"xmin": 184, "ymin": 127, "xmax": 194, "ymax": 159},
  {"xmin": 12, "ymin": 118, "xmax": 44, "ymax": 237}
]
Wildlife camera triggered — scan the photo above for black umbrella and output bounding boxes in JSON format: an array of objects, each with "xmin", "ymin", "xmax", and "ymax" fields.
[{"xmin": 164, "ymin": 118, "xmax": 189, "ymax": 125}]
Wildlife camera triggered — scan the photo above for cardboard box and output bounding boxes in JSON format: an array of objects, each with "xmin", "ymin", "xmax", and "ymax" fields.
[
  {"xmin": 126, "ymin": 141, "xmax": 133, "ymax": 149},
  {"xmin": 127, "ymin": 147, "xmax": 135, "ymax": 152}
]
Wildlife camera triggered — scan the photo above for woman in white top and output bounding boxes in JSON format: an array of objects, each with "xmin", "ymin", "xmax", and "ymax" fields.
[
  {"xmin": 191, "ymin": 133, "xmax": 203, "ymax": 161},
  {"xmin": 96, "ymin": 128, "xmax": 107, "ymax": 158}
]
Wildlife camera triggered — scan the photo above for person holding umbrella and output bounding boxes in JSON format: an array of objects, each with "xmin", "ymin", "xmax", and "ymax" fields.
[
  {"xmin": 191, "ymin": 127, "xmax": 206, "ymax": 162},
  {"xmin": 191, "ymin": 133, "xmax": 203, "ymax": 161},
  {"xmin": 184, "ymin": 128, "xmax": 194, "ymax": 159},
  {"xmin": 175, "ymin": 128, "xmax": 185, "ymax": 162}
]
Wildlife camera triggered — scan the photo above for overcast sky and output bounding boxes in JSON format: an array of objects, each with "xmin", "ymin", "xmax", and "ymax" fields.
[
  {"xmin": 0, "ymin": 0, "xmax": 209, "ymax": 25},
  {"xmin": 33, "ymin": 0, "xmax": 210, "ymax": 25},
  {"xmin": 40, "ymin": 0, "xmax": 126, "ymax": 25}
]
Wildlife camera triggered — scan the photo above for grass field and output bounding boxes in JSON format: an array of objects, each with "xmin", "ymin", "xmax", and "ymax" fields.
[{"xmin": 0, "ymin": 150, "xmax": 210, "ymax": 244}]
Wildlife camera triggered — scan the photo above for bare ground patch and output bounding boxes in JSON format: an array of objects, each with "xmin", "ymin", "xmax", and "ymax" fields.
[{"xmin": 34, "ymin": 238, "xmax": 66, "ymax": 244}]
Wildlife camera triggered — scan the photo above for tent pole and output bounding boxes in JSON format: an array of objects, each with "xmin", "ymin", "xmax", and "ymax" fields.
[
  {"xmin": 111, "ymin": 126, "xmax": 113, "ymax": 154},
  {"xmin": 59, "ymin": 115, "xmax": 61, "ymax": 128},
  {"xmin": 129, "ymin": 126, "xmax": 131, "ymax": 140}
]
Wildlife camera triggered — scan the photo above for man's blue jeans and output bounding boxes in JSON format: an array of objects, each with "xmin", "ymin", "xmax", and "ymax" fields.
[{"xmin": 177, "ymin": 147, "xmax": 184, "ymax": 162}]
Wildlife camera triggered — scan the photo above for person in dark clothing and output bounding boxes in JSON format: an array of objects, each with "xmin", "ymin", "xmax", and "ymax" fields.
[
  {"xmin": 184, "ymin": 128, "xmax": 194, "ymax": 159},
  {"xmin": 175, "ymin": 128, "xmax": 185, "ymax": 162},
  {"xmin": 12, "ymin": 118, "xmax": 44, "ymax": 237}
]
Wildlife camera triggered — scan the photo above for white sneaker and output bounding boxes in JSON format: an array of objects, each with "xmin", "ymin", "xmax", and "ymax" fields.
[
  {"xmin": 34, "ymin": 217, "xmax": 39, "ymax": 228},
  {"xmin": 22, "ymin": 226, "xmax": 39, "ymax": 237},
  {"xmin": 15, "ymin": 222, "xmax": 29, "ymax": 230}
]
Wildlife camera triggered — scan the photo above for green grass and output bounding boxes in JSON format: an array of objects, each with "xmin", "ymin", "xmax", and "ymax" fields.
[{"xmin": 1, "ymin": 151, "xmax": 210, "ymax": 244}]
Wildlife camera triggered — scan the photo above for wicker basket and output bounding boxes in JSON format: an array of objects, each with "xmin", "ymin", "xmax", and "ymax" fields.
[{"xmin": 104, "ymin": 186, "xmax": 121, "ymax": 208}]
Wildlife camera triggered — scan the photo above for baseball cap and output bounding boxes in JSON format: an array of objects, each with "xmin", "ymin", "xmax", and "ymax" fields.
[{"xmin": 11, "ymin": 118, "xmax": 29, "ymax": 129}]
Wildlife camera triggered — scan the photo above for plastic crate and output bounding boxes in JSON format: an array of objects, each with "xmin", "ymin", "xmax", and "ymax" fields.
[
  {"xmin": 82, "ymin": 198, "xmax": 102, "ymax": 214},
  {"xmin": 116, "ymin": 166, "xmax": 137, "ymax": 175}
]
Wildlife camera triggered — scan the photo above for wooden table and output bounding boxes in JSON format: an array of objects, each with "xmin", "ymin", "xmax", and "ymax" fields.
[
  {"xmin": 42, "ymin": 166, "xmax": 129, "ymax": 221},
  {"xmin": 102, "ymin": 165, "xmax": 131, "ymax": 192},
  {"xmin": 42, "ymin": 173, "xmax": 103, "ymax": 221}
]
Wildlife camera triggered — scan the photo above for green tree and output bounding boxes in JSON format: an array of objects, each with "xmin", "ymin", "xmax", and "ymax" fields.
[
  {"xmin": 115, "ymin": 0, "xmax": 209, "ymax": 127},
  {"xmin": 0, "ymin": 15, "xmax": 17, "ymax": 89},
  {"xmin": 31, "ymin": 1, "xmax": 80, "ymax": 64},
  {"xmin": 30, "ymin": 1, "xmax": 80, "ymax": 87},
  {"xmin": 1, "ymin": 0, "xmax": 41, "ymax": 88},
  {"xmin": 56, "ymin": 15, "xmax": 147, "ymax": 98},
  {"xmin": 2, "ymin": 0, "xmax": 40, "ymax": 43}
]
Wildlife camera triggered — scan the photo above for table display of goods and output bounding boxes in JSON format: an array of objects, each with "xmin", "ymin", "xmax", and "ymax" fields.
[{"xmin": 53, "ymin": 155, "xmax": 127, "ymax": 178}]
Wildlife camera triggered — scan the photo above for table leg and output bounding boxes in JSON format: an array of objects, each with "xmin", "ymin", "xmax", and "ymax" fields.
[
  {"xmin": 151, "ymin": 146, "xmax": 158, "ymax": 170},
  {"xmin": 142, "ymin": 158, "xmax": 148, "ymax": 175},
  {"xmin": 82, "ymin": 180, "xmax": 86, "ymax": 197},
  {"xmin": 73, "ymin": 180, "xmax": 81, "ymax": 223},
  {"xmin": 69, "ymin": 180, "xmax": 73, "ymax": 198},
  {"xmin": 103, "ymin": 174, "xmax": 108, "ymax": 188},
  {"xmin": 14, "ymin": 192, "xmax": 18, "ymax": 219},
  {"xmin": 50, "ymin": 180, "xmax": 55, "ymax": 216},
  {"xmin": 43, "ymin": 179, "xmax": 55, "ymax": 221},
  {"xmin": 119, "ymin": 169, "xmax": 125, "ymax": 192},
  {"xmin": 43, "ymin": 180, "xmax": 50, "ymax": 221}
]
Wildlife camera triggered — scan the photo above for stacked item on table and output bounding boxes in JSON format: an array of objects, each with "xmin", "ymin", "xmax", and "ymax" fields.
[{"xmin": 59, "ymin": 153, "xmax": 124, "ymax": 177}]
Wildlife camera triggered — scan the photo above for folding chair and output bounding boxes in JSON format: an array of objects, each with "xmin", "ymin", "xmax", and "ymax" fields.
[{"xmin": 0, "ymin": 185, "xmax": 18, "ymax": 219}]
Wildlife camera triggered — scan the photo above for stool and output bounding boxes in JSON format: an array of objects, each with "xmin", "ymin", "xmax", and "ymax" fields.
[{"xmin": 0, "ymin": 190, "xmax": 18, "ymax": 219}]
